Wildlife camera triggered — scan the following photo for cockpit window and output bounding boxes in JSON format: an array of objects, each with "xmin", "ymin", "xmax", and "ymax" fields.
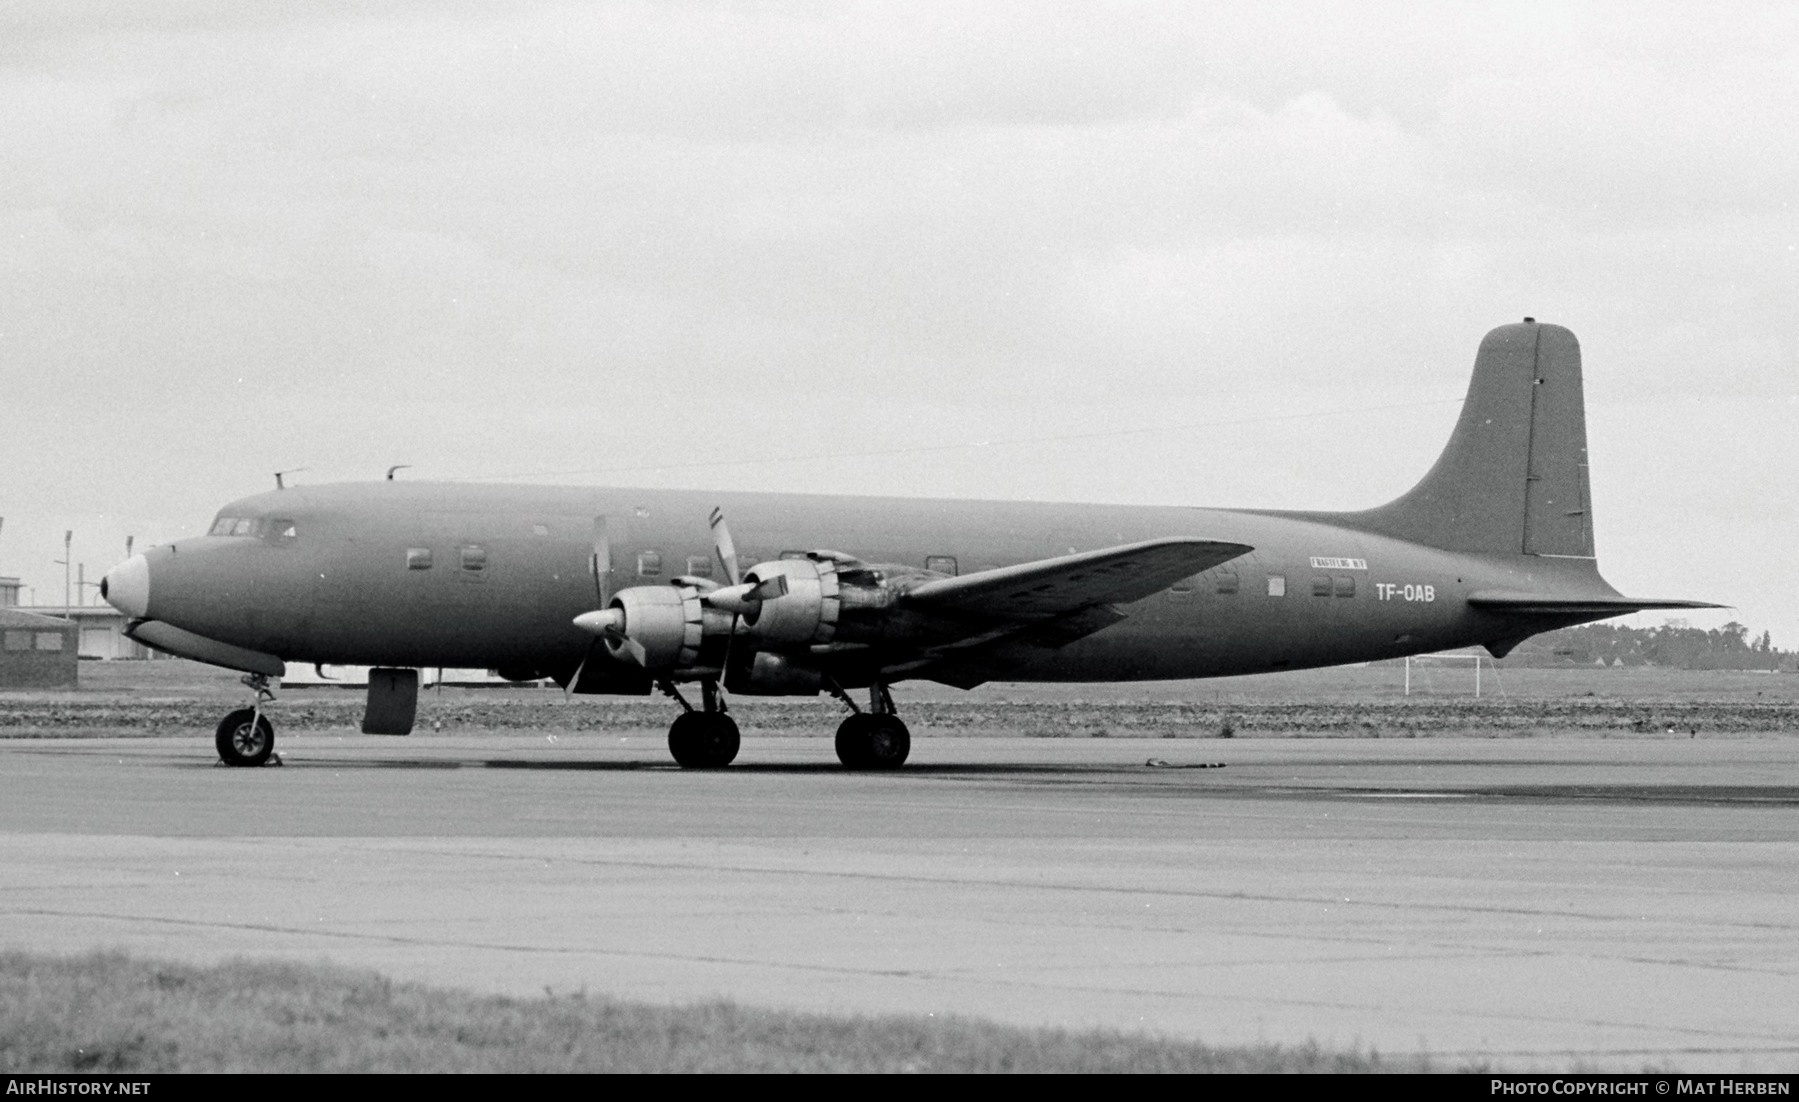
[
  {"xmin": 208, "ymin": 516, "xmax": 263, "ymax": 538},
  {"xmin": 267, "ymin": 519, "xmax": 298, "ymax": 544}
]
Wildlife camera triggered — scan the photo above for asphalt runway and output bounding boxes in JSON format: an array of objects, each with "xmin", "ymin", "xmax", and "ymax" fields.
[{"xmin": 3, "ymin": 731, "xmax": 1797, "ymax": 1070}]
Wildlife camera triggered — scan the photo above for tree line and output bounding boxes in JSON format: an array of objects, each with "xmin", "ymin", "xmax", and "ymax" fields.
[{"xmin": 1503, "ymin": 620, "xmax": 1794, "ymax": 670}]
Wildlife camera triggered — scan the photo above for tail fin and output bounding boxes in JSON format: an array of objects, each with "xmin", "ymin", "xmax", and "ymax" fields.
[{"xmin": 1342, "ymin": 320, "xmax": 1593, "ymax": 556}]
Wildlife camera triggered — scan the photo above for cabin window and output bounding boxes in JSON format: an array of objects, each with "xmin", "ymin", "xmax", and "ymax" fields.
[
  {"xmin": 1215, "ymin": 571, "xmax": 1239, "ymax": 595},
  {"xmin": 268, "ymin": 519, "xmax": 298, "ymax": 544},
  {"xmin": 407, "ymin": 548, "xmax": 433, "ymax": 570},
  {"xmin": 531, "ymin": 524, "xmax": 550, "ymax": 537},
  {"xmin": 1335, "ymin": 576, "xmax": 1356, "ymax": 598},
  {"xmin": 35, "ymin": 632, "xmax": 63, "ymax": 651},
  {"xmin": 4, "ymin": 631, "xmax": 30, "ymax": 652},
  {"xmin": 926, "ymin": 555, "xmax": 959, "ymax": 576},
  {"xmin": 637, "ymin": 551, "xmax": 662, "ymax": 577},
  {"xmin": 460, "ymin": 545, "xmax": 487, "ymax": 572},
  {"xmin": 1312, "ymin": 575, "xmax": 1333, "ymax": 597},
  {"xmin": 1266, "ymin": 574, "xmax": 1286, "ymax": 597},
  {"xmin": 685, "ymin": 556, "xmax": 713, "ymax": 578}
]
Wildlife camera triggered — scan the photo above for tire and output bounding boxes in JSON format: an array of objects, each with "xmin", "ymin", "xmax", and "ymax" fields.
[
  {"xmin": 214, "ymin": 708, "xmax": 275, "ymax": 767},
  {"xmin": 668, "ymin": 712, "xmax": 740, "ymax": 769},
  {"xmin": 835, "ymin": 713, "xmax": 909, "ymax": 770}
]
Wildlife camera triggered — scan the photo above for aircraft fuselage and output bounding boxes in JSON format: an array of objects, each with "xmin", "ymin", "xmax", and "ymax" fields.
[{"xmin": 124, "ymin": 481, "xmax": 1606, "ymax": 682}]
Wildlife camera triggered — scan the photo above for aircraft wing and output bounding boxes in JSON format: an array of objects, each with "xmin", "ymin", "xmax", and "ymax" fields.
[{"xmin": 903, "ymin": 538, "xmax": 1252, "ymax": 620}]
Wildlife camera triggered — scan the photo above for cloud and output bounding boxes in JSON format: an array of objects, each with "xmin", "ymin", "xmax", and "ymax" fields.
[{"xmin": 0, "ymin": 1, "xmax": 1793, "ymax": 640}]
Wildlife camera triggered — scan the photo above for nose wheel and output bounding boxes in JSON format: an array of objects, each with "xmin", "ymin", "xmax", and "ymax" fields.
[
  {"xmin": 214, "ymin": 674, "xmax": 279, "ymax": 767},
  {"xmin": 215, "ymin": 708, "xmax": 275, "ymax": 767}
]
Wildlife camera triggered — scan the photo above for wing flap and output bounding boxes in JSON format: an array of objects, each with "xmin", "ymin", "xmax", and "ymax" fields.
[{"xmin": 904, "ymin": 538, "xmax": 1252, "ymax": 619}]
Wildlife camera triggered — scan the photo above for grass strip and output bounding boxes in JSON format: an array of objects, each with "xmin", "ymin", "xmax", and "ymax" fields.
[
  {"xmin": 1, "ymin": 950, "xmax": 1431, "ymax": 1073},
  {"xmin": 4, "ymin": 697, "xmax": 1797, "ymax": 738}
]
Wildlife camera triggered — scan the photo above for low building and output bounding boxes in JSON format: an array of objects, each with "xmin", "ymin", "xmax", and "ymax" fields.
[
  {"xmin": 11, "ymin": 605, "xmax": 164, "ymax": 660},
  {"xmin": 0, "ymin": 577, "xmax": 20, "ymax": 607},
  {"xmin": 0, "ymin": 609, "xmax": 79, "ymax": 688}
]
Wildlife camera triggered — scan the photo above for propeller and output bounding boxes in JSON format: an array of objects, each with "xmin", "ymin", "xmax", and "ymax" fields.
[
  {"xmin": 704, "ymin": 572, "xmax": 788, "ymax": 615},
  {"xmin": 704, "ymin": 506, "xmax": 787, "ymax": 684},
  {"xmin": 572, "ymin": 607, "xmax": 648, "ymax": 666},
  {"xmin": 703, "ymin": 508, "xmax": 790, "ymax": 617},
  {"xmin": 567, "ymin": 508, "xmax": 784, "ymax": 684},
  {"xmin": 567, "ymin": 517, "xmax": 617, "ymax": 696}
]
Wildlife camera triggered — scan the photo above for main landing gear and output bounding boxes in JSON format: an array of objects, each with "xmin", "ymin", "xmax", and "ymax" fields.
[
  {"xmin": 652, "ymin": 677, "xmax": 911, "ymax": 770},
  {"xmin": 660, "ymin": 678, "xmax": 740, "ymax": 769},
  {"xmin": 215, "ymin": 673, "xmax": 278, "ymax": 767},
  {"xmin": 830, "ymin": 682, "xmax": 911, "ymax": 771}
]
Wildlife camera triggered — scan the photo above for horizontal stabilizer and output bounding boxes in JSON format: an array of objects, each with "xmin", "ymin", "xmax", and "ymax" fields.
[
  {"xmin": 1468, "ymin": 591, "xmax": 1727, "ymax": 617},
  {"xmin": 905, "ymin": 538, "xmax": 1252, "ymax": 618}
]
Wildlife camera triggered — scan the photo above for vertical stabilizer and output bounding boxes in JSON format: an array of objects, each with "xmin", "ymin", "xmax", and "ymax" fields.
[{"xmin": 1339, "ymin": 321, "xmax": 1594, "ymax": 556}]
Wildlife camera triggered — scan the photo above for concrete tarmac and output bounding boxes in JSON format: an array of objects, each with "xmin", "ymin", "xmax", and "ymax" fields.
[{"xmin": 2, "ymin": 731, "xmax": 1797, "ymax": 1070}]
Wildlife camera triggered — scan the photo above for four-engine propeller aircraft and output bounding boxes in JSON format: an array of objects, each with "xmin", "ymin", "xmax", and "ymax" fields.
[{"xmin": 101, "ymin": 320, "xmax": 1715, "ymax": 769}]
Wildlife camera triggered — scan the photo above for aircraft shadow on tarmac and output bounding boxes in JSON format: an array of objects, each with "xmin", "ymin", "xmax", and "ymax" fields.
[
  {"xmin": 286, "ymin": 756, "xmax": 1204, "ymax": 778},
  {"xmin": 252, "ymin": 756, "xmax": 1799, "ymax": 803},
  {"xmin": 486, "ymin": 759, "xmax": 1153, "ymax": 776}
]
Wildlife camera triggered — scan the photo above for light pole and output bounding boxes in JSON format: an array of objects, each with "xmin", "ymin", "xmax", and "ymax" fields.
[{"xmin": 54, "ymin": 530, "xmax": 72, "ymax": 622}]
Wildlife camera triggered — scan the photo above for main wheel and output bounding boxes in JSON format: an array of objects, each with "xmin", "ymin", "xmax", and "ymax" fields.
[
  {"xmin": 835, "ymin": 713, "xmax": 910, "ymax": 770},
  {"xmin": 668, "ymin": 712, "xmax": 740, "ymax": 769},
  {"xmin": 214, "ymin": 708, "xmax": 275, "ymax": 767}
]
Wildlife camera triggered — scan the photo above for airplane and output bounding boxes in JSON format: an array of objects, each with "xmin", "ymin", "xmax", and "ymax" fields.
[{"xmin": 100, "ymin": 320, "xmax": 1716, "ymax": 770}]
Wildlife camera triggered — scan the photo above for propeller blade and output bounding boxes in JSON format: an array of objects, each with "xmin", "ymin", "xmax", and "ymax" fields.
[
  {"xmin": 593, "ymin": 515, "xmax": 619, "ymax": 606},
  {"xmin": 565, "ymin": 646, "xmax": 590, "ymax": 699},
  {"xmin": 708, "ymin": 507, "xmax": 748, "ymax": 681},
  {"xmin": 709, "ymin": 506, "xmax": 741, "ymax": 586}
]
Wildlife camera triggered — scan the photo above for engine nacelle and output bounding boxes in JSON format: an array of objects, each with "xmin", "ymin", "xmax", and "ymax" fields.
[
  {"xmin": 740, "ymin": 558, "xmax": 840, "ymax": 645},
  {"xmin": 602, "ymin": 584, "xmax": 731, "ymax": 672}
]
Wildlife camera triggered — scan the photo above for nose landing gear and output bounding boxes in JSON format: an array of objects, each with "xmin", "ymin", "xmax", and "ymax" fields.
[{"xmin": 215, "ymin": 673, "xmax": 280, "ymax": 767}]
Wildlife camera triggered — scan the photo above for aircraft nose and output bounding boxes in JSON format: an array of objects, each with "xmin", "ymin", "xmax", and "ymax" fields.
[{"xmin": 102, "ymin": 555, "xmax": 150, "ymax": 619}]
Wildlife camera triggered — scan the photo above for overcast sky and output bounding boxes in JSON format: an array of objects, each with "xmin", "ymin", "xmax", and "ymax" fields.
[{"xmin": 3, "ymin": 1, "xmax": 1795, "ymax": 648}]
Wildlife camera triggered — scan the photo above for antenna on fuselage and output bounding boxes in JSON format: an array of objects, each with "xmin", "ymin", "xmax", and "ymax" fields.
[
  {"xmin": 386, "ymin": 465, "xmax": 412, "ymax": 481},
  {"xmin": 274, "ymin": 467, "xmax": 309, "ymax": 490}
]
